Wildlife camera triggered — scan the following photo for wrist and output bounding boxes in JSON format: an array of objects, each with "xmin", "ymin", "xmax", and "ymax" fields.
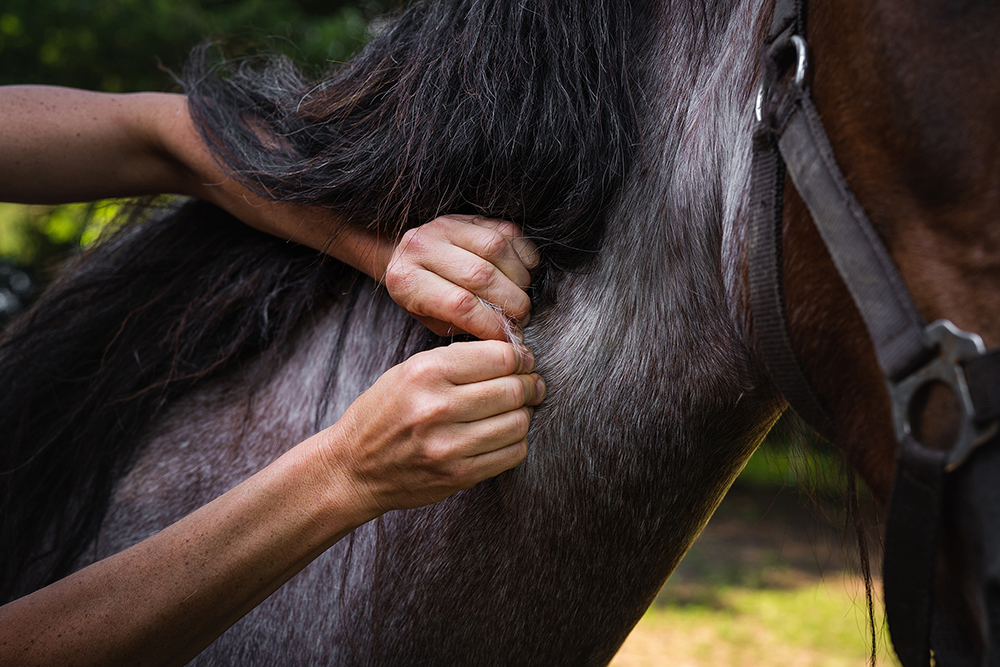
[
  {"xmin": 292, "ymin": 423, "xmax": 385, "ymax": 534},
  {"xmin": 156, "ymin": 94, "xmax": 395, "ymax": 283}
]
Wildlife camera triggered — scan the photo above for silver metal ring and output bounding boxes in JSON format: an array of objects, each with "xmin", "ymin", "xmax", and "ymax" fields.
[
  {"xmin": 889, "ymin": 320, "xmax": 1000, "ymax": 472},
  {"xmin": 790, "ymin": 35, "xmax": 808, "ymax": 87}
]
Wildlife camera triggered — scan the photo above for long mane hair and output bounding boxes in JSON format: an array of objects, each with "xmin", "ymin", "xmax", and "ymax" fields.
[{"xmin": 0, "ymin": 0, "xmax": 649, "ymax": 602}]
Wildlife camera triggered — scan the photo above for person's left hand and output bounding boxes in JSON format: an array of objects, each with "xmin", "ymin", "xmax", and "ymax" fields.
[{"xmin": 383, "ymin": 215, "xmax": 540, "ymax": 341}]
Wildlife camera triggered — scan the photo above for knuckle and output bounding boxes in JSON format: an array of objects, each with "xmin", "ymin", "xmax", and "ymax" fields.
[
  {"xmin": 401, "ymin": 351, "xmax": 441, "ymax": 385},
  {"xmin": 383, "ymin": 262, "xmax": 413, "ymax": 295},
  {"xmin": 440, "ymin": 462, "xmax": 469, "ymax": 489},
  {"xmin": 384, "ymin": 261, "xmax": 420, "ymax": 299},
  {"xmin": 478, "ymin": 231, "xmax": 509, "ymax": 260},
  {"xmin": 400, "ymin": 226, "xmax": 422, "ymax": 245},
  {"xmin": 421, "ymin": 437, "xmax": 456, "ymax": 466},
  {"xmin": 414, "ymin": 397, "xmax": 450, "ymax": 426},
  {"xmin": 508, "ymin": 290, "xmax": 532, "ymax": 319},
  {"xmin": 494, "ymin": 221, "xmax": 521, "ymax": 239},
  {"xmin": 426, "ymin": 215, "xmax": 453, "ymax": 229},
  {"xmin": 445, "ymin": 288, "xmax": 482, "ymax": 321},
  {"xmin": 462, "ymin": 261, "xmax": 496, "ymax": 292},
  {"xmin": 398, "ymin": 227, "xmax": 431, "ymax": 257}
]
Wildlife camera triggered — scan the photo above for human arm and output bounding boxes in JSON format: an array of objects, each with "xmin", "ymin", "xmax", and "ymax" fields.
[
  {"xmin": 0, "ymin": 86, "xmax": 391, "ymax": 280},
  {"xmin": 0, "ymin": 85, "xmax": 539, "ymax": 340},
  {"xmin": 0, "ymin": 339, "xmax": 543, "ymax": 667}
]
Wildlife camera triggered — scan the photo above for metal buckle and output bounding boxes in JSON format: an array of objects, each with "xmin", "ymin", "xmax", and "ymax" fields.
[
  {"xmin": 889, "ymin": 320, "xmax": 1000, "ymax": 471},
  {"xmin": 756, "ymin": 34, "xmax": 808, "ymax": 122}
]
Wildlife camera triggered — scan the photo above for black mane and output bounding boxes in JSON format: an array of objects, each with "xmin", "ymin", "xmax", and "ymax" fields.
[
  {"xmin": 0, "ymin": 0, "xmax": 648, "ymax": 602},
  {"xmin": 187, "ymin": 0, "xmax": 642, "ymax": 270}
]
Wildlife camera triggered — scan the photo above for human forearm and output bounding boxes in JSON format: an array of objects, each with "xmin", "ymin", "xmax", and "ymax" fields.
[
  {"xmin": 0, "ymin": 85, "xmax": 540, "ymax": 339},
  {"xmin": 0, "ymin": 86, "xmax": 187, "ymax": 204},
  {"xmin": 0, "ymin": 85, "xmax": 393, "ymax": 278},
  {"xmin": 155, "ymin": 94, "xmax": 395, "ymax": 279},
  {"xmin": 0, "ymin": 427, "xmax": 370, "ymax": 667},
  {"xmin": 0, "ymin": 334, "xmax": 542, "ymax": 666}
]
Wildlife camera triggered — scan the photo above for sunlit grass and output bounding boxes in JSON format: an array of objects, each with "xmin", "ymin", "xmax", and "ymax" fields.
[
  {"xmin": 613, "ymin": 576, "xmax": 899, "ymax": 667},
  {"xmin": 610, "ymin": 440, "xmax": 894, "ymax": 667}
]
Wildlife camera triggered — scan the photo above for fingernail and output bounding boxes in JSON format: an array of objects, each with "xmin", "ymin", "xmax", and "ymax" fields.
[
  {"xmin": 536, "ymin": 377, "xmax": 546, "ymax": 402},
  {"xmin": 523, "ymin": 349, "xmax": 535, "ymax": 371}
]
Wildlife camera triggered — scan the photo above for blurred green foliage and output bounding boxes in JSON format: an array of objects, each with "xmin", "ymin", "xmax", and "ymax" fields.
[
  {"xmin": 733, "ymin": 413, "xmax": 853, "ymax": 496},
  {"xmin": 0, "ymin": 0, "xmax": 392, "ymax": 92},
  {"xmin": 0, "ymin": 0, "xmax": 393, "ymax": 282}
]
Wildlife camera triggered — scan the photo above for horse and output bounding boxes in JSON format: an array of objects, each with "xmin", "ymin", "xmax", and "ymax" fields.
[
  {"xmin": 0, "ymin": 0, "xmax": 996, "ymax": 664},
  {"xmin": 758, "ymin": 1, "xmax": 1000, "ymax": 663}
]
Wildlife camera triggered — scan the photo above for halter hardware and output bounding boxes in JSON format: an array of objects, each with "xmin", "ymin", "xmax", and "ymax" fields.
[
  {"xmin": 890, "ymin": 320, "xmax": 1000, "ymax": 472},
  {"xmin": 755, "ymin": 34, "xmax": 807, "ymax": 123}
]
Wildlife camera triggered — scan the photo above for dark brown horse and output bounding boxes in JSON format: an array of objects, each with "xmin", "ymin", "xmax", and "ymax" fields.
[
  {"xmin": 771, "ymin": 1, "xmax": 1000, "ymax": 662},
  {"xmin": 1, "ymin": 0, "xmax": 997, "ymax": 664}
]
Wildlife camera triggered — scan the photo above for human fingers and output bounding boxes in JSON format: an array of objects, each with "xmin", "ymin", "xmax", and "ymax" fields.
[
  {"xmin": 410, "ymin": 313, "xmax": 472, "ymax": 339},
  {"xmin": 439, "ymin": 215, "xmax": 541, "ymax": 286},
  {"xmin": 386, "ymin": 216, "xmax": 538, "ymax": 336},
  {"xmin": 410, "ymin": 340, "xmax": 535, "ymax": 386},
  {"xmin": 389, "ymin": 269, "xmax": 522, "ymax": 341},
  {"xmin": 448, "ymin": 373, "xmax": 546, "ymax": 424},
  {"xmin": 461, "ymin": 438, "xmax": 529, "ymax": 481},
  {"xmin": 451, "ymin": 406, "xmax": 535, "ymax": 458}
]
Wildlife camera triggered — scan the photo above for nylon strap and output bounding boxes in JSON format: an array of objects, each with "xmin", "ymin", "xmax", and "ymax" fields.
[
  {"xmin": 776, "ymin": 92, "xmax": 933, "ymax": 381},
  {"xmin": 747, "ymin": 0, "xmax": 837, "ymax": 440},
  {"xmin": 883, "ymin": 434, "xmax": 947, "ymax": 667},
  {"xmin": 965, "ymin": 350, "xmax": 1000, "ymax": 424},
  {"xmin": 748, "ymin": 122, "xmax": 838, "ymax": 439}
]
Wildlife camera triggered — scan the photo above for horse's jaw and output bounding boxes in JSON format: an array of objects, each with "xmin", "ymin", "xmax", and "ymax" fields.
[{"xmin": 777, "ymin": 0, "xmax": 1000, "ymax": 659}]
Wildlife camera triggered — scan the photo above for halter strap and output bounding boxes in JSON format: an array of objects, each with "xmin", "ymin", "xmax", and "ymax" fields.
[
  {"xmin": 748, "ymin": 15, "xmax": 837, "ymax": 440},
  {"xmin": 777, "ymin": 90, "xmax": 932, "ymax": 381}
]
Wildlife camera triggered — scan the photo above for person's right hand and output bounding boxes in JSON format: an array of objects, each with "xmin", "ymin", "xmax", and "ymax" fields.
[{"xmin": 324, "ymin": 340, "xmax": 545, "ymax": 517}]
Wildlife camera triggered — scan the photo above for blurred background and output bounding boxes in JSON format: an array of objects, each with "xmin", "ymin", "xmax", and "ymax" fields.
[
  {"xmin": 0, "ymin": 0, "xmax": 396, "ymax": 325},
  {"xmin": 0, "ymin": 2, "xmax": 896, "ymax": 664}
]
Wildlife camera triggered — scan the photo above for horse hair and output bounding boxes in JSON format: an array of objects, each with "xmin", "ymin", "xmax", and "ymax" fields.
[
  {"xmin": 185, "ymin": 0, "xmax": 641, "ymax": 274},
  {"xmin": 0, "ymin": 0, "xmax": 645, "ymax": 603},
  {"xmin": 1, "ymin": 0, "xmax": 876, "ymax": 661}
]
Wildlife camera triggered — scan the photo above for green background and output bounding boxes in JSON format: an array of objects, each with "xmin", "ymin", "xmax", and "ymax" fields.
[{"xmin": 0, "ymin": 0, "xmax": 393, "ymax": 282}]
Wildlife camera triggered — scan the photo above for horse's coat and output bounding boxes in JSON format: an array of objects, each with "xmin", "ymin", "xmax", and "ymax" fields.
[
  {"xmin": 774, "ymin": 1, "xmax": 1000, "ymax": 657},
  {"xmin": 4, "ymin": 0, "xmax": 797, "ymax": 664}
]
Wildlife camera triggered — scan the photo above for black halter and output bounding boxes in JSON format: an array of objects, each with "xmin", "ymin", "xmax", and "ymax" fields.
[{"xmin": 749, "ymin": 1, "xmax": 1000, "ymax": 664}]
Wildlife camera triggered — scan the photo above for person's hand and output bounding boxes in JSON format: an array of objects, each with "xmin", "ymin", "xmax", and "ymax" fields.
[
  {"xmin": 383, "ymin": 215, "xmax": 540, "ymax": 341},
  {"xmin": 325, "ymin": 340, "xmax": 544, "ymax": 516}
]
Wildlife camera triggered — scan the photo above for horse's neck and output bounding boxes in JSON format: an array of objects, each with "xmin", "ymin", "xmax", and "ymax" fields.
[
  {"xmin": 88, "ymin": 1, "xmax": 781, "ymax": 664},
  {"xmin": 530, "ymin": 0, "xmax": 771, "ymax": 415}
]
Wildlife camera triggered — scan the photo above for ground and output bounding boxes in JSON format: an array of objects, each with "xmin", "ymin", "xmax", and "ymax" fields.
[{"xmin": 611, "ymin": 483, "xmax": 901, "ymax": 667}]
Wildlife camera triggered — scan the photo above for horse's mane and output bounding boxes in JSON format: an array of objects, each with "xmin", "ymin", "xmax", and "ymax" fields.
[
  {"xmin": 0, "ymin": 0, "xmax": 648, "ymax": 602},
  {"xmin": 186, "ymin": 0, "xmax": 640, "ymax": 270}
]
